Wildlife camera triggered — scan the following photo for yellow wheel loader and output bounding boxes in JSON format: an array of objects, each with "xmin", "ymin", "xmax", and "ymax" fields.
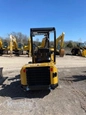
[
  {"xmin": 71, "ymin": 43, "xmax": 86, "ymax": 57},
  {"xmin": 20, "ymin": 27, "xmax": 58, "ymax": 91}
]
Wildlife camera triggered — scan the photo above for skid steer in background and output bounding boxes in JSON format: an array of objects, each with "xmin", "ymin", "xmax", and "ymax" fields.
[
  {"xmin": 71, "ymin": 42, "xmax": 86, "ymax": 57},
  {"xmin": 50, "ymin": 32, "xmax": 65, "ymax": 57},
  {"xmin": 10, "ymin": 35, "xmax": 23, "ymax": 56},
  {"xmin": 20, "ymin": 27, "xmax": 58, "ymax": 91}
]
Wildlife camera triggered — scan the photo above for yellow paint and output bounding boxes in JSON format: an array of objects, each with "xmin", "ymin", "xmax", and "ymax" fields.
[{"xmin": 82, "ymin": 50, "xmax": 86, "ymax": 57}]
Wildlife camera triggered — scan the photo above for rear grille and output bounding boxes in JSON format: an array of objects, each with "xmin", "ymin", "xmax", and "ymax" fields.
[{"xmin": 26, "ymin": 66, "xmax": 50, "ymax": 86}]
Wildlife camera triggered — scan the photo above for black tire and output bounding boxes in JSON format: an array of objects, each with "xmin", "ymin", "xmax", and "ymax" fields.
[
  {"xmin": 0, "ymin": 50, "xmax": 3, "ymax": 56},
  {"xmin": 78, "ymin": 50, "xmax": 82, "ymax": 56},
  {"xmin": 28, "ymin": 61, "xmax": 32, "ymax": 64},
  {"xmin": 71, "ymin": 49, "xmax": 76, "ymax": 55}
]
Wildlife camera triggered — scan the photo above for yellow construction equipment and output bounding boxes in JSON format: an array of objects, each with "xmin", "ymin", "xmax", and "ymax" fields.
[
  {"xmin": 0, "ymin": 39, "xmax": 9, "ymax": 55},
  {"xmin": 38, "ymin": 37, "xmax": 48, "ymax": 48},
  {"xmin": 20, "ymin": 27, "xmax": 58, "ymax": 91},
  {"xmin": 23, "ymin": 38, "xmax": 31, "ymax": 56},
  {"xmin": 71, "ymin": 42, "xmax": 86, "ymax": 57},
  {"xmin": 10, "ymin": 35, "xmax": 23, "ymax": 56},
  {"xmin": 0, "ymin": 39, "xmax": 3, "ymax": 55},
  {"xmin": 50, "ymin": 32, "xmax": 65, "ymax": 57}
]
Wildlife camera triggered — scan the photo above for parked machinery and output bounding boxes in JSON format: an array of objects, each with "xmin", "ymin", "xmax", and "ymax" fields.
[
  {"xmin": 20, "ymin": 27, "xmax": 58, "ymax": 91},
  {"xmin": 10, "ymin": 35, "xmax": 23, "ymax": 56},
  {"xmin": 71, "ymin": 42, "xmax": 86, "ymax": 57},
  {"xmin": 0, "ymin": 39, "xmax": 9, "ymax": 55},
  {"xmin": 23, "ymin": 38, "xmax": 31, "ymax": 56},
  {"xmin": 38, "ymin": 37, "xmax": 48, "ymax": 48},
  {"xmin": 50, "ymin": 32, "xmax": 65, "ymax": 57},
  {"xmin": 0, "ymin": 39, "xmax": 3, "ymax": 55},
  {"xmin": 23, "ymin": 38, "xmax": 38, "ymax": 56}
]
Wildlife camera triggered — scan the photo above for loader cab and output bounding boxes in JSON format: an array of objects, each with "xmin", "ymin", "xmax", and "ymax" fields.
[
  {"xmin": 18, "ymin": 43, "xmax": 23, "ymax": 49},
  {"xmin": 3, "ymin": 41, "xmax": 8, "ymax": 48},
  {"xmin": 30, "ymin": 28, "xmax": 56, "ymax": 63}
]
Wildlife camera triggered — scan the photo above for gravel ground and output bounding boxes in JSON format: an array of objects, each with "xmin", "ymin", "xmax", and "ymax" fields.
[{"xmin": 0, "ymin": 55, "xmax": 86, "ymax": 115}]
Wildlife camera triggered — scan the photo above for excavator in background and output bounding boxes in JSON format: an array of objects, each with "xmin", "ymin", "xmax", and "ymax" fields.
[
  {"xmin": 10, "ymin": 35, "xmax": 23, "ymax": 56},
  {"xmin": 0, "ymin": 39, "xmax": 3, "ymax": 55},
  {"xmin": 38, "ymin": 37, "xmax": 48, "ymax": 48},
  {"xmin": 20, "ymin": 27, "xmax": 58, "ymax": 91},
  {"xmin": 23, "ymin": 38, "xmax": 39, "ymax": 56},
  {"xmin": 37, "ymin": 32, "xmax": 65, "ymax": 57},
  {"xmin": 71, "ymin": 42, "xmax": 86, "ymax": 57},
  {"xmin": 50, "ymin": 32, "xmax": 65, "ymax": 57},
  {"xmin": 23, "ymin": 38, "xmax": 31, "ymax": 56},
  {"xmin": 0, "ymin": 39, "xmax": 9, "ymax": 55},
  {"xmin": 22, "ymin": 32, "xmax": 65, "ymax": 57}
]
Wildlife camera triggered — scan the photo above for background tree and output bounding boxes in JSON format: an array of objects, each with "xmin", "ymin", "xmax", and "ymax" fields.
[{"xmin": 8, "ymin": 32, "xmax": 28, "ymax": 45}]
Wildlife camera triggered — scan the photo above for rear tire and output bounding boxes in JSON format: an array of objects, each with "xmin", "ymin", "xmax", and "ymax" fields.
[
  {"xmin": 71, "ymin": 49, "xmax": 76, "ymax": 55},
  {"xmin": 78, "ymin": 50, "xmax": 82, "ymax": 56}
]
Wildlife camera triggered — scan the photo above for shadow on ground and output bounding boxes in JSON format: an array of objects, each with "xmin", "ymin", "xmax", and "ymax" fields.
[
  {"xmin": 60, "ymin": 75, "xmax": 86, "ymax": 82},
  {"xmin": 83, "ymin": 71, "xmax": 86, "ymax": 73},
  {"xmin": 0, "ymin": 75, "xmax": 50, "ymax": 99},
  {"xmin": 72, "ymin": 75, "xmax": 86, "ymax": 82},
  {"xmin": 0, "ymin": 77, "xmax": 8, "ymax": 85},
  {"xmin": 65, "ymin": 53, "xmax": 72, "ymax": 55},
  {"xmin": 0, "ymin": 67, "xmax": 8, "ymax": 85}
]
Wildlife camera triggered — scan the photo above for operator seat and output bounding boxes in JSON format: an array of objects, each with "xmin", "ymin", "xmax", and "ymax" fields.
[{"xmin": 35, "ymin": 48, "xmax": 51, "ymax": 63}]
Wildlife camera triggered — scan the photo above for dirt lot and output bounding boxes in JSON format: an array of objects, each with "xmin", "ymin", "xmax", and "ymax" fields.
[{"xmin": 0, "ymin": 55, "xmax": 86, "ymax": 115}]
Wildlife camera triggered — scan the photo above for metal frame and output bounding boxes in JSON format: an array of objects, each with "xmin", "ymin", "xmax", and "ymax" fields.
[{"xmin": 30, "ymin": 27, "xmax": 56, "ymax": 63}]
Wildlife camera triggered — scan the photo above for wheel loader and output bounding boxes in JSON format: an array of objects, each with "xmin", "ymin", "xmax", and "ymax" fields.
[
  {"xmin": 71, "ymin": 42, "xmax": 86, "ymax": 57},
  {"xmin": 20, "ymin": 27, "xmax": 58, "ymax": 91}
]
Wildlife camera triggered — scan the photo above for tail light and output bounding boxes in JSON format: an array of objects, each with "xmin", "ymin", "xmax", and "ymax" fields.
[
  {"xmin": 23, "ymin": 69, "xmax": 26, "ymax": 73},
  {"xmin": 50, "ymin": 68, "xmax": 53, "ymax": 72}
]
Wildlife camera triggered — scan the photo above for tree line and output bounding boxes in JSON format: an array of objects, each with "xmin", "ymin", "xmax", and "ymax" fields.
[{"xmin": 0, "ymin": 32, "xmax": 82, "ymax": 48}]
